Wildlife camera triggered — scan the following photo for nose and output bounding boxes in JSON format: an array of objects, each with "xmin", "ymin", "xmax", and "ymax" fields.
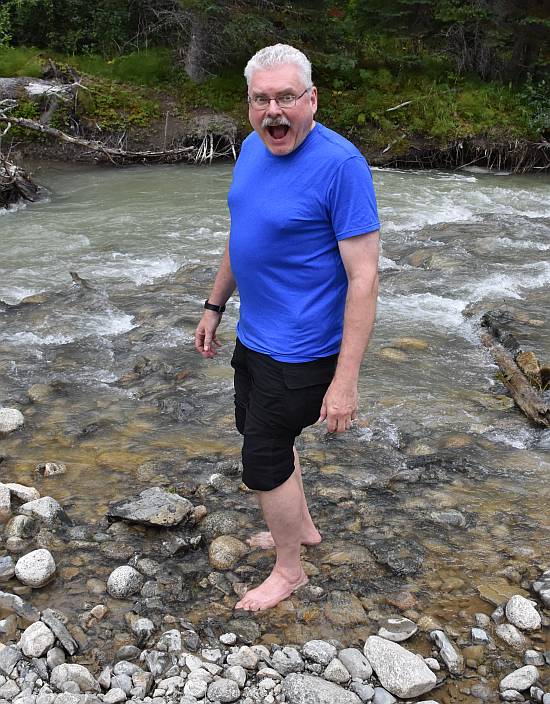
[{"xmin": 265, "ymin": 98, "xmax": 283, "ymax": 116}]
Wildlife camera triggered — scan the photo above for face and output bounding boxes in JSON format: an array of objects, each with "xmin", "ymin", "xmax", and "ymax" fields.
[{"xmin": 248, "ymin": 63, "xmax": 318, "ymax": 156}]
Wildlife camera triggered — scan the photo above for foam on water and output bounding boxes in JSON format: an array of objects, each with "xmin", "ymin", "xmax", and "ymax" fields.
[
  {"xmin": 464, "ymin": 261, "xmax": 550, "ymax": 301},
  {"xmin": 493, "ymin": 236, "xmax": 550, "ymax": 251},
  {"xmin": 0, "ymin": 286, "xmax": 42, "ymax": 305},
  {"xmin": 379, "ymin": 292, "xmax": 468, "ymax": 330},
  {"xmin": 83, "ymin": 254, "xmax": 181, "ymax": 285}
]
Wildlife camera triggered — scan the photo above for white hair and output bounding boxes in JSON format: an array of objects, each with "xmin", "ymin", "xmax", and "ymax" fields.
[{"xmin": 244, "ymin": 44, "xmax": 313, "ymax": 90}]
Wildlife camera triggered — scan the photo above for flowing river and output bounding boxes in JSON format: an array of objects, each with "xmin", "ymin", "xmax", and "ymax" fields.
[{"xmin": 1, "ymin": 161, "xmax": 549, "ymax": 693}]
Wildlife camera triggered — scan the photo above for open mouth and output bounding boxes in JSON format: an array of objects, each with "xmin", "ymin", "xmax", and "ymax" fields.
[{"xmin": 267, "ymin": 125, "xmax": 290, "ymax": 140}]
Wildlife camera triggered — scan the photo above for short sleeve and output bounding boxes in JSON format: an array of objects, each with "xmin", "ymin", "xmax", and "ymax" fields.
[{"xmin": 326, "ymin": 156, "xmax": 380, "ymax": 240}]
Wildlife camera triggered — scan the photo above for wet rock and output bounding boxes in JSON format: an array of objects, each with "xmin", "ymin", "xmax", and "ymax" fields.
[
  {"xmin": 429, "ymin": 630, "xmax": 464, "ymax": 675},
  {"xmin": 393, "ymin": 337, "xmax": 429, "ymax": 351},
  {"xmin": 505, "ymin": 595, "xmax": 541, "ymax": 631},
  {"xmin": 20, "ymin": 621, "xmax": 55, "ymax": 657},
  {"xmin": 0, "ymin": 556, "xmax": 15, "ymax": 582},
  {"xmin": 15, "ymin": 549, "xmax": 56, "ymax": 587},
  {"xmin": 364, "ymin": 636, "xmax": 437, "ymax": 698},
  {"xmin": 0, "ymin": 645, "xmax": 22, "ymax": 676},
  {"xmin": 477, "ymin": 579, "xmax": 525, "ymax": 606},
  {"xmin": 369, "ymin": 539, "xmax": 425, "ymax": 576},
  {"xmin": 41, "ymin": 609, "xmax": 78, "ymax": 656},
  {"xmin": 5, "ymin": 514, "xmax": 39, "ymax": 541},
  {"xmin": 51, "ymin": 663, "xmax": 101, "ymax": 693},
  {"xmin": 208, "ymin": 535, "xmax": 247, "ymax": 570},
  {"xmin": 18, "ymin": 497, "xmax": 64, "ymax": 526},
  {"xmin": 378, "ymin": 347, "xmax": 408, "ymax": 363},
  {"xmin": 106, "ymin": 566, "xmax": 144, "ymax": 599},
  {"xmin": 324, "ymin": 590, "xmax": 368, "ymax": 626},
  {"xmin": 499, "ymin": 666, "xmax": 539, "ymax": 692},
  {"xmin": 302, "ymin": 640, "xmax": 337, "ymax": 666},
  {"xmin": 495, "ymin": 623, "xmax": 528, "ymax": 650},
  {"xmin": 283, "ymin": 673, "xmax": 361, "ymax": 704},
  {"xmin": 323, "ymin": 658, "xmax": 350, "ymax": 684},
  {"xmin": 3, "ymin": 483, "xmax": 40, "ymax": 503},
  {"xmin": 338, "ymin": 648, "xmax": 372, "ymax": 679},
  {"xmin": 207, "ymin": 678, "xmax": 240, "ymax": 702},
  {"xmin": 471, "ymin": 628, "xmax": 489, "ymax": 644},
  {"xmin": 201, "ymin": 511, "xmax": 243, "ymax": 540},
  {"xmin": 0, "ymin": 590, "xmax": 40, "ymax": 622},
  {"xmin": 226, "ymin": 618, "xmax": 261, "ymax": 645},
  {"xmin": 107, "ymin": 487, "xmax": 193, "ymax": 527},
  {"xmin": 0, "ymin": 408, "xmax": 24, "ymax": 434},
  {"xmin": 378, "ymin": 617, "xmax": 418, "ymax": 642},
  {"xmin": 271, "ymin": 647, "xmax": 304, "ymax": 675},
  {"xmin": 36, "ymin": 463, "xmax": 67, "ymax": 477},
  {"xmin": 532, "ymin": 569, "xmax": 550, "ymax": 608}
]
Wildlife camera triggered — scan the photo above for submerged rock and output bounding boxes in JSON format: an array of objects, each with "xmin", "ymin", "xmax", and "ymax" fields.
[
  {"xmin": 107, "ymin": 487, "xmax": 193, "ymax": 527},
  {"xmin": 0, "ymin": 408, "xmax": 24, "ymax": 434},
  {"xmin": 208, "ymin": 535, "xmax": 247, "ymax": 570},
  {"xmin": 364, "ymin": 636, "xmax": 437, "ymax": 698},
  {"xmin": 378, "ymin": 617, "xmax": 418, "ymax": 642},
  {"xmin": 429, "ymin": 630, "xmax": 464, "ymax": 675}
]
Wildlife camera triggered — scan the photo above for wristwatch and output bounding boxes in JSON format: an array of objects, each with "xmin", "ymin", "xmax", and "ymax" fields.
[{"xmin": 204, "ymin": 299, "xmax": 226, "ymax": 314}]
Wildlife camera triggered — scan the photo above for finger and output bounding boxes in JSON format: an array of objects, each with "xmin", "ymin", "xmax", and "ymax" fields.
[
  {"xmin": 204, "ymin": 332, "xmax": 212, "ymax": 352},
  {"xmin": 194, "ymin": 331, "xmax": 205, "ymax": 352},
  {"xmin": 213, "ymin": 337, "xmax": 222, "ymax": 348},
  {"xmin": 318, "ymin": 399, "xmax": 327, "ymax": 423}
]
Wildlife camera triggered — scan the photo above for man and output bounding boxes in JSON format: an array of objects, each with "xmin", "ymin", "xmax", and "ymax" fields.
[{"xmin": 195, "ymin": 43, "xmax": 380, "ymax": 612}]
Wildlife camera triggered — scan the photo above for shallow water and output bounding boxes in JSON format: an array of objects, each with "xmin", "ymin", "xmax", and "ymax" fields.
[{"xmin": 0, "ymin": 162, "xmax": 549, "ymax": 680}]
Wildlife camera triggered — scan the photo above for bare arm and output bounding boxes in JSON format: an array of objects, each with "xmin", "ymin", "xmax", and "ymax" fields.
[
  {"xmin": 194, "ymin": 239, "xmax": 236, "ymax": 359},
  {"xmin": 319, "ymin": 230, "xmax": 379, "ymax": 432}
]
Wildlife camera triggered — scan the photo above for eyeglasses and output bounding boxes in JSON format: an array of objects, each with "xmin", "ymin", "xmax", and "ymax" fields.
[{"xmin": 247, "ymin": 89, "xmax": 309, "ymax": 110}]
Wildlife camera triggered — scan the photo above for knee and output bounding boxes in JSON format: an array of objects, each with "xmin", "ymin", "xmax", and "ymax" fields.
[{"xmin": 242, "ymin": 435, "xmax": 295, "ymax": 491}]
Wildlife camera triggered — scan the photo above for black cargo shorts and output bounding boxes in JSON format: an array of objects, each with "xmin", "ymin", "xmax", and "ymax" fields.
[{"xmin": 230, "ymin": 337, "xmax": 338, "ymax": 491}]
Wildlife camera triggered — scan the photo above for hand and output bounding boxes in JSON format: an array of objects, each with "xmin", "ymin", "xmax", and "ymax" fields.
[
  {"xmin": 318, "ymin": 378, "xmax": 358, "ymax": 433},
  {"xmin": 194, "ymin": 311, "xmax": 222, "ymax": 359}
]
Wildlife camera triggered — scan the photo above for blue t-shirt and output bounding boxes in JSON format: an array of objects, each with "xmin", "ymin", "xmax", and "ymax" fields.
[{"xmin": 228, "ymin": 122, "xmax": 380, "ymax": 362}]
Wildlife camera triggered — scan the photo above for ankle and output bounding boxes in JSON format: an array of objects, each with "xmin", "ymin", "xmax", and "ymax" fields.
[{"xmin": 274, "ymin": 563, "xmax": 304, "ymax": 582}]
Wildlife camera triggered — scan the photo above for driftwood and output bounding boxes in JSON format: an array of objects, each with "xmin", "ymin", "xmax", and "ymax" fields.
[
  {"xmin": 480, "ymin": 311, "xmax": 550, "ymax": 427},
  {"xmin": 0, "ymin": 155, "xmax": 39, "ymax": 208}
]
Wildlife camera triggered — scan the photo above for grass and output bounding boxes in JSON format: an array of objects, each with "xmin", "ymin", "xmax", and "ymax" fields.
[{"xmin": 0, "ymin": 46, "xmax": 43, "ymax": 76}]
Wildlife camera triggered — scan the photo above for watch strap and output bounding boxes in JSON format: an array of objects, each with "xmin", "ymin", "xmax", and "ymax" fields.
[{"xmin": 204, "ymin": 299, "xmax": 226, "ymax": 314}]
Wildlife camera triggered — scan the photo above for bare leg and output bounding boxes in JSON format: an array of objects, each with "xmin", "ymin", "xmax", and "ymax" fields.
[
  {"xmin": 235, "ymin": 467, "xmax": 309, "ymax": 611},
  {"xmin": 247, "ymin": 448, "xmax": 322, "ymax": 549}
]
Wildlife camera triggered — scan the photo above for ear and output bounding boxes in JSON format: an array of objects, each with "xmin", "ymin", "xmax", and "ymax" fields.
[{"xmin": 310, "ymin": 86, "xmax": 318, "ymax": 115}]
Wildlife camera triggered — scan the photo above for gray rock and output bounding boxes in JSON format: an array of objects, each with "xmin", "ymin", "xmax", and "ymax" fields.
[
  {"xmin": 364, "ymin": 636, "xmax": 437, "ymax": 699},
  {"xmin": 18, "ymin": 498, "xmax": 64, "ymax": 527},
  {"xmin": 0, "ymin": 484, "xmax": 11, "ymax": 518},
  {"xmin": 46, "ymin": 648, "xmax": 65, "ymax": 670},
  {"xmin": 131, "ymin": 671, "xmax": 153, "ymax": 696},
  {"xmin": 226, "ymin": 646, "xmax": 258, "ymax": 670},
  {"xmin": 524, "ymin": 650, "xmax": 545, "ymax": 666},
  {"xmin": 0, "ymin": 646, "xmax": 22, "ymax": 676},
  {"xmin": 338, "ymin": 648, "xmax": 372, "ymax": 679},
  {"xmin": 424, "ymin": 657, "xmax": 440, "ymax": 671},
  {"xmin": 0, "ymin": 557, "xmax": 15, "ymax": 582},
  {"xmin": 350, "ymin": 682, "xmax": 375, "ymax": 702},
  {"xmin": 187, "ymin": 667, "xmax": 212, "ymax": 683},
  {"xmin": 50, "ymin": 665, "xmax": 100, "ymax": 693},
  {"xmin": 110, "ymin": 675, "xmax": 132, "ymax": 695},
  {"xmin": 429, "ymin": 630, "xmax": 464, "ymax": 675},
  {"xmin": 115, "ymin": 646, "xmax": 140, "ymax": 662},
  {"xmin": 302, "ymin": 640, "xmax": 337, "ymax": 666},
  {"xmin": 0, "ymin": 408, "xmax": 24, "ymax": 434},
  {"xmin": 271, "ymin": 647, "xmax": 304, "ymax": 675},
  {"xmin": 492, "ymin": 605, "xmax": 506, "ymax": 624},
  {"xmin": 373, "ymin": 687, "xmax": 397, "ymax": 704},
  {"xmin": 530, "ymin": 687, "xmax": 544, "ymax": 703},
  {"xmin": 183, "ymin": 679, "xmax": 207, "ymax": 699},
  {"xmin": 106, "ymin": 567, "xmax": 143, "ymax": 599},
  {"xmin": 495, "ymin": 624, "xmax": 527, "ymax": 650},
  {"xmin": 500, "ymin": 691, "xmax": 525, "ymax": 702},
  {"xmin": 102, "ymin": 689, "xmax": 126, "ymax": 704},
  {"xmin": 499, "ymin": 666, "xmax": 539, "ymax": 692},
  {"xmin": 156, "ymin": 630, "xmax": 181, "ymax": 653},
  {"xmin": 0, "ymin": 679, "xmax": 21, "ymax": 699},
  {"xmin": 224, "ymin": 665, "xmax": 246, "ymax": 688},
  {"xmin": 543, "ymin": 694, "xmax": 550, "ymax": 704},
  {"xmin": 471, "ymin": 628, "xmax": 489, "ymax": 644},
  {"xmin": 4, "ymin": 515, "xmax": 38, "ymax": 541},
  {"xmin": 60, "ymin": 683, "xmax": 80, "ymax": 694},
  {"xmin": 130, "ymin": 617, "xmax": 154, "ymax": 640},
  {"xmin": 201, "ymin": 647, "xmax": 222, "ymax": 663},
  {"xmin": 283, "ymin": 673, "xmax": 361, "ymax": 704},
  {"xmin": 53, "ymin": 695, "xmax": 81, "ymax": 704},
  {"xmin": 474, "ymin": 613, "xmax": 491, "ymax": 628},
  {"xmin": 15, "ymin": 549, "xmax": 56, "ymax": 587},
  {"xmin": 220, "ymin": 633, "xmax": 237, "ymax": 646},
  {"xmin": 207, "ymin": 678, "xmax": 240, "ymax": 703},
  {"xmin": 20, "ymin": 621, "xmax": 55, "ymax": 657},
  {"xmin": 532, "ymin": 569, "xmax": 550, "ymax": 609},
  {"xmin": 378, "ymin": 617, "xmax": 418, "ymax": 642},
  {"xmin": 41, "ymin": 610, "xmax": 78, "ymax": 656},
  {"xmin": 323, "ymin": 658, "xmax": 350, "ymax": 684},
  {"xmin": 36, "ymin": 464, "xmax": 66, "ymax": 477},
  {"xmin": 107, "ymin": 488, "xmax": 193, "ymax": 527},
  {"xmin": 208, "ymin": 536, "xmax": 247, "ymax": 570},
  {"xmin": 3, "ymin": 484, "xmax": 40, "ymax": 504},
  {"xmin": 505, "ymin": 595, "xmax": 541, "ymax": 632}
]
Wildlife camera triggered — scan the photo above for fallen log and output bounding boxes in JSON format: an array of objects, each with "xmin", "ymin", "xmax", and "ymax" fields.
[
  {"xmin": 480, "ymin": 311, "xmax": 550, "ymax": 427},
  {"xmin": 0, "ymin": 156, "xmax": 39, "ymax": 208}
]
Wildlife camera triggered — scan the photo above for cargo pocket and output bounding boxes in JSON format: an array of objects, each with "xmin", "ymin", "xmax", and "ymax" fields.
[{"xmin": 281, "ymin": 355, "xmax": 337, "ymax": 433}]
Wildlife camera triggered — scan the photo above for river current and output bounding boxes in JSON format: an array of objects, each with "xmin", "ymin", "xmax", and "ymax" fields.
[{"xmin": 0, "ymin": 162, "xmax": 549, "ymax": 688}]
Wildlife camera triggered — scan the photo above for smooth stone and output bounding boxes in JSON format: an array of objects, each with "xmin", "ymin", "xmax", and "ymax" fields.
[
  {"xmin": 206, "ymin": 678, "xmax": 240, "ymax": 703},
  {"xmin": 208, "ymin": 535, "xmax": 247, "ymax": 570},
  {"xmin": 500, "ymin": 690, "xmax": 525, "ymax": 702},
  {"xmin": 364, "ymin": 636, "xmax": 437, "ymax": 698},
  {"xmin": 0, "ymin": 556, "xmax": 16, "ymax": 582},
  {"xmin": 505, "ymin": 595, "xmax": 541, "ymax": 632},
  {"xmin": 50, "ymin": 664, "xmax": 100, "ymax": 692},
  {"xmin": 302, "ymin": 640, "xmax": 337, "ymax": 666},
  {"xmin": 282, "ymin": 673, "xmax": 361, "ymax": 704},
  {"xmin": 18, "ymin": 497, "xmax": 63, "ymax": 526},
  {"xmin": 0, "ymin": 408, "xmax": 24, "ymax": 434},
  {"xmin": 524, "ymin": 650, "xmax": 545, "ymax": 666},
  {"xmin": 106, "ymin": 567, "xmax": 143, "ymax": 599},
  {"xmin": 103, "ymin": 689, "xmax": 126, "ymax": 704},
  {"xmin": 20, "ymin": 621, "xmax": 55, "ymax": 657},
  {"xmin": 338, "ymin": 648, "xmax": 373, "ymax": 679},
  {"xmin": 495, "ymin": 623, "xmax": 528, "ymax": 650},
  {"xmin": 430, "ymin": 630, "xmax": 464, "ymax": 675},
  {"xmin": 224, "ymin": 665, "xmax": 246, "ymax": 688},
  {"xmin": 373, "ymin": 687, "xmax": 397, "ymax": 704},
  {"xmin": 378, "ymin": 617, "xmax": 418, "ymax": 642},
  {"xmin": 47, "ymin": 648, "xmax": 66, "ymax": 669},
  {"xmin": 200, "ymin": 511, "xmax": 243, "ymax": 540},
  {"xmin": 424, "ymin": 658, "xmax": 440, "ymax": 671},
  {"xmin": 499, "ymin": 666, "xmax": 539, "ymax": 692},
  {"xmin": 271, "ymin": 647, "xmax": 304, "ymax": 675},
  {"xmin": 15, "ymin": 549, "xmax": 56, "ymax": 587},
  {"xmin": 350, "ymin": 682, "xmax": 375, "ymax": 702},
  {"xmin": 323, "ymin": 658, "xmax": 350, "ymax": 684},
  {"xmin": 226, "ymin": 646, "xmax": 258, "ymax": 670},
  {"xmin": 107, "ymin": 487, "xmax": 193, "ymax": 527}
]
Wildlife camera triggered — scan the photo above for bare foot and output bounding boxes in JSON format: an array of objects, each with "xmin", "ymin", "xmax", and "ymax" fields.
[
  {"xmin": 247, "ymin": 529, "xmax": 322, "ymax": 549},
  {"xmin": 234, "ymin": 567, "xmax": 309, "ymax": 611}
]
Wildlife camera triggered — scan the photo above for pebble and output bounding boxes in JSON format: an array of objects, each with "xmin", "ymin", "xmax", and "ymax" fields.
[
  {"xmin": 15, "ymin": 549, "xmax": 56, "ymax": 587},
  {"xmin": 302, "ymin": 640, "xmax": 337, "ymax": 666},
  {"xmin": 207, "ymin": 678, "xmax": 241, "ymax": 702},
  {"xmin": 323, "ymin": 658, "xmax": 350, "ymax": 684},
  {"xmin": 106, "ymin": 566, "xmax": 144, "ymax": 599},
  {"xmin": 495, "ymin": 623, "xmax": 528, "ymax": 650},
  {"xmin": 499, "ymin": 666, "xmax": 539, "ymax": 692},
  {"xmin": 424, "ymin": 657, "xmax": 440, "ymax": 671},
  {"xmin": 271, "ymin": 647, "xmax": 304, "ymax": 675},
  {"xmin": 471, "ymin": 627, "xmax": 490, "ymax": 644},
  {"xmin": 338, "ymin": 648, "xmax": 373, "ymax": 679},
  {"xmin": 364, "ymin": 636, "xmax": 437, "ymax": 698},
  {"xmin": 373, "ymin": 687, "xmax": 397, "ymax": 704},
  {"xmin": 429, "ymin": 630, "xmax": 464, "ymax": 675},
  {"xmin": 524, "ymin": 650, "xmax": 545, "ymax": 666},
  {"xmin": 18, "ymin": 497, "xmax": 63, "ymax": 526},
  {"xmin": 378, "ymin": 616, "xmax": 418, "ymax": 642},
  {"xmin": 225, "ymin": 665, "xmax": 246, "ymax": 688},
  {"xmin": 220, "ymin": 632, "xmax": 237, "ymax": 646},
  {"xmin": 0, "ymin": 407, "xmax": 25, "ymax": 434},
  {"xmin": 20, "ymin": 621, "xmax": 55, "ymax": 657},
  {"xmin": 350, "ymin": 682, "xmax": 375, "ymax": 702},
  {"xmin": 226, "ymin": 646, "xmax": 258, "ymax": 670},
  {"xmin": 505, "ymin": 595, "xmax": 541, "ymax": 631},
  {"xmin": 0, "ymin": 555, "xmax": 16, "ymax": 582},
  {"xmin": 36, "ymin": 463, "xmax": 67, "ymax": 477}
]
